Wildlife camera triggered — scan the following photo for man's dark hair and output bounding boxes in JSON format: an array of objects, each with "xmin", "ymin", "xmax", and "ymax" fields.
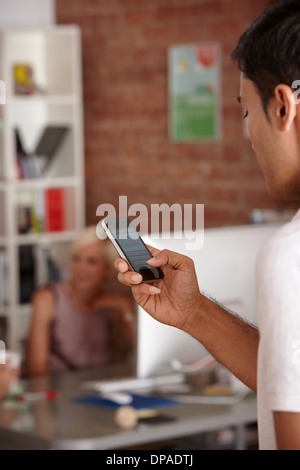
[{"xmin": 231, "ymin": 0, "xmax": 300, "ymax": 114}]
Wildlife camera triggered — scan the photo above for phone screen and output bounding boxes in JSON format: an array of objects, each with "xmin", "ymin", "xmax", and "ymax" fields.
[{"xmin": 102, "ymin": 217, "xmax": 164, "ymax": 282}]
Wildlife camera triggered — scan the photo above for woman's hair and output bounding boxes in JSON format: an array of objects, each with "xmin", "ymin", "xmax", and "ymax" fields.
[
  {"xmin": 70, "ymin": 225, "xmax": 115, "ymax": 265},
  {"xmin": 71, "ymin": 225, "xmax": 103, "ymax": 253},
  {"xmin": 231, "ymin": 0, "xmax": 300, "ymax": 114}
]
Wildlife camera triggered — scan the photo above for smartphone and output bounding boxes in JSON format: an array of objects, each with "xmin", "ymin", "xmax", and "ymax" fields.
[{"xmin": 101, "ymin": 217, "xmax": 164, "ymax": 283}]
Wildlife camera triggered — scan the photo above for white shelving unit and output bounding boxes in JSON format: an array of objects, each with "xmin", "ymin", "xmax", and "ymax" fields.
[{"xmin": 0, "ymin": 25, "xmax": 85, "ymax": 350}]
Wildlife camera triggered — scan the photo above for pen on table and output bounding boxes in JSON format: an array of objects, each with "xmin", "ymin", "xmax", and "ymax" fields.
[{"xmin": 19, "ymin": 390, "xmax": 58, "ymax": 402}]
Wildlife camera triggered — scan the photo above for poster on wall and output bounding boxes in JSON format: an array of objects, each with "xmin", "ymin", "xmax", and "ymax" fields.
[{"xmin": 168, "ymin": 42, "xmax": 222, "ymax": 141}]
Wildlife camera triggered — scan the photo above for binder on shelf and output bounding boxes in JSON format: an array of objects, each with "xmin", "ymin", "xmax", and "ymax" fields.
[
  {"xmin": 32, "ymin": 190, "xmax": 45, "ymax": 233},
  {"xmin": 44, "ymin": 188, "xmax": 65, "ymax": 232},
  {"xmin": 0, "ymin": 316, "xmax": 7, "ymax": 344},
  {"xmin": 18, "ymin": 244, "xmax": 66, "ymax": 304},
  {"xmin": 16, "ymin": 191, "xmax": 32, "ymax": 234},
  {"xmin": 18, "ymin": 245, "xmax": 35, "ymax": 304},
  {"xmin": 1, "ymin": 26, "xmax": 83, "ymax": 351},
  {"xmin": 14, "ymin": 126, "xmax": 69, "ymax": 179},
  {"xmin": 0, "ymin": 251, "xmax": 8, "ymax": 308},
  {"xmin": 16, "ymin": 188, "xmax": 66, "ymax": 235}
]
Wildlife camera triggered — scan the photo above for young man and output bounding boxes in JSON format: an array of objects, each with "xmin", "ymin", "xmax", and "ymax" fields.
[{"xmin": 114, "ymin": 0, "xmax": 300, "ymax": 450}]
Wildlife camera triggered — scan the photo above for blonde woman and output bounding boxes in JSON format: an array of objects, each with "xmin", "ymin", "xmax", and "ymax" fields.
[{"xmin": 25, "ymin": 226, "xmax": 136, "ymax": 376}]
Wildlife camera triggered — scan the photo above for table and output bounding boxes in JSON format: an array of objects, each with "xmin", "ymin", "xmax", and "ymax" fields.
[{"xmin": 0, "ymin": 365, "xmax": 257, "ymax": 450}]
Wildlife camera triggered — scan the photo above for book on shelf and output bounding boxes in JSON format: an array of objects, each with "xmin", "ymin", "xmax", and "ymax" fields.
[
  {"xmin": 0, "ymin": 250, "xmax": 9, "ymax": 308},
  {"xmin": 17, "ymin": 191, "xmax": 32, "ymax": 234},
  {"xmin": 15, "ymin": 128, "xmax": 40, "ymax": 179},
  {"xmin": 44, "ymin": 188, "xmax": 65, "ymax": 232},
  {"xmin": 17, "ymin": 190, "xmax": 45, "ymax": 234},
  {"xmin": 17, "ymin": 188, "xmax": 66, "ymax": 234},
  {"xmin": 0, "ymin": 316, "xmax": 7, "ymax": 344},
  {"xmin": 18, "ymin": 245, "xmax": 35, "ymax": 304},
  {"xmin": 18, "ymin": 244, "xmax": 66, "ymax": 304},
  {"xmin": 15, "ymin": 126, "xmax": 69, "ymax": 179}
]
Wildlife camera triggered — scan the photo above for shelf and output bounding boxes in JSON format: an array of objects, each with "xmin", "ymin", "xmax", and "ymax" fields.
[
  {"xmin": 8, "ymin": 94, "xmax": 79, "ymax": 106},
  {"xmin": 4, "ymin": 27, "xmax": 81, "ymax": 97},
  {"xmin": 0, "ymin": 238, "xmax": 8, "ymax": 247},
  {"xmin": 0, "ymin": 25, "xmax": 85, "ymax": 350},
  {"xmin": 0, "ymin": 307, "xmax": 8, "ymax": 317},
  {"xmin": 15, "ymin": 304, "xmax": 32, "ymax": 316},
  {"xmin": 10, "ymin": 98, "xmax": 79, "ymax": 126},
  {"xmin": 12, "ymin": 176, "xmax": 81, "ymax": 189},
  {"xmin": 15, "ymin": 229, "xmax": 80, "ymax": 245},
  {"xmin": 0, "ymin": 190, "xmax": 6, "ymax": 238},
  {"xmin": 15, "ymin": 186, "xmax": 79, "ymax": 235}
]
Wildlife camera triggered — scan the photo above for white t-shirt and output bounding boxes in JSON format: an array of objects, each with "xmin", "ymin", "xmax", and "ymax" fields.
[{"xmin": 256, "ymin": 209, "xmax": 300, "ymax": 450}]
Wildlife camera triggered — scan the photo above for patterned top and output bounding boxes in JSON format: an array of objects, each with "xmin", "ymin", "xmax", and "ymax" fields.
[{"xmin": 47, "ymin": 282, "xmax": 113, "ymax": 373}]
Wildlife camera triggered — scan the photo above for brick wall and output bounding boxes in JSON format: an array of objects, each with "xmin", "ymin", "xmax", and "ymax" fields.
[{"xmin": 55, "ymin": 0, "xmax": 297, "ymax": 229}]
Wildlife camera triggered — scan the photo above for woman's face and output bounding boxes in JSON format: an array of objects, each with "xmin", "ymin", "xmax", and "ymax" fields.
[{"xmin": 70, "ymin": 242, "xmax": 110, "ymax": 292}]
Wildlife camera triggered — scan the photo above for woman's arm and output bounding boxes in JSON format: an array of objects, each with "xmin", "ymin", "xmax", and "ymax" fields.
[
  {"xmin": 0, "ymin": 366, "xmax": 19, "ymax": 399},
  {"xmin": 26, "ymin": 288, "xmax": 55, "ymax": 376},
  {"xmin": 100, "ymin": 293, "xmax": 137, "ymax": 363}
]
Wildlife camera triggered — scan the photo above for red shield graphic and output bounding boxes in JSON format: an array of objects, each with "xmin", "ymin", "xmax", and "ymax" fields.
[{"xmin": 197, "ymin": 44, "xmax": 218, "ymax": 68}]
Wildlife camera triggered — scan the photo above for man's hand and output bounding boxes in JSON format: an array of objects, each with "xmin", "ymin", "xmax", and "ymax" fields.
[
  {"xmin": 115, "ymin": 244, "xmax": 260, "ymax": 393},
  {"xmin": 114, "ymin": 245, "xmax": 203, "ymax": 333}
]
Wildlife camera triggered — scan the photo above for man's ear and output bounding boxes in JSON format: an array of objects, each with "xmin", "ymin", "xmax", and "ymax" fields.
[{"xmin": 272, "ymin": 84, "xmax": 297, "ymax": 131}]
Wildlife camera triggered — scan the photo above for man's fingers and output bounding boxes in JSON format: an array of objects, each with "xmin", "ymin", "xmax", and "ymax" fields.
[
  {"xmin": 114, "ymin": 247, "xmax": 188, "ymax": 296},
  {"xmin": 117, "ymin": 271, "xmax": 143, "ymax": 286},
  {"xmin": 117, "ymin": 272, "xmax": 161, "ymax": 295},
  {"xmin": 114, "ymin": 256, "xmax": 156, "ymax": 288},
  {"xmin": 114, "ymin": 258, "xmax": 129, "ymax": 273},
  {"xmin": 146, "ymin": 245, "xmax": 161, "ymax": 258},
  {"xmin": 147, "ymin": 249, "xmax": 190, "ymax": 270}
]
